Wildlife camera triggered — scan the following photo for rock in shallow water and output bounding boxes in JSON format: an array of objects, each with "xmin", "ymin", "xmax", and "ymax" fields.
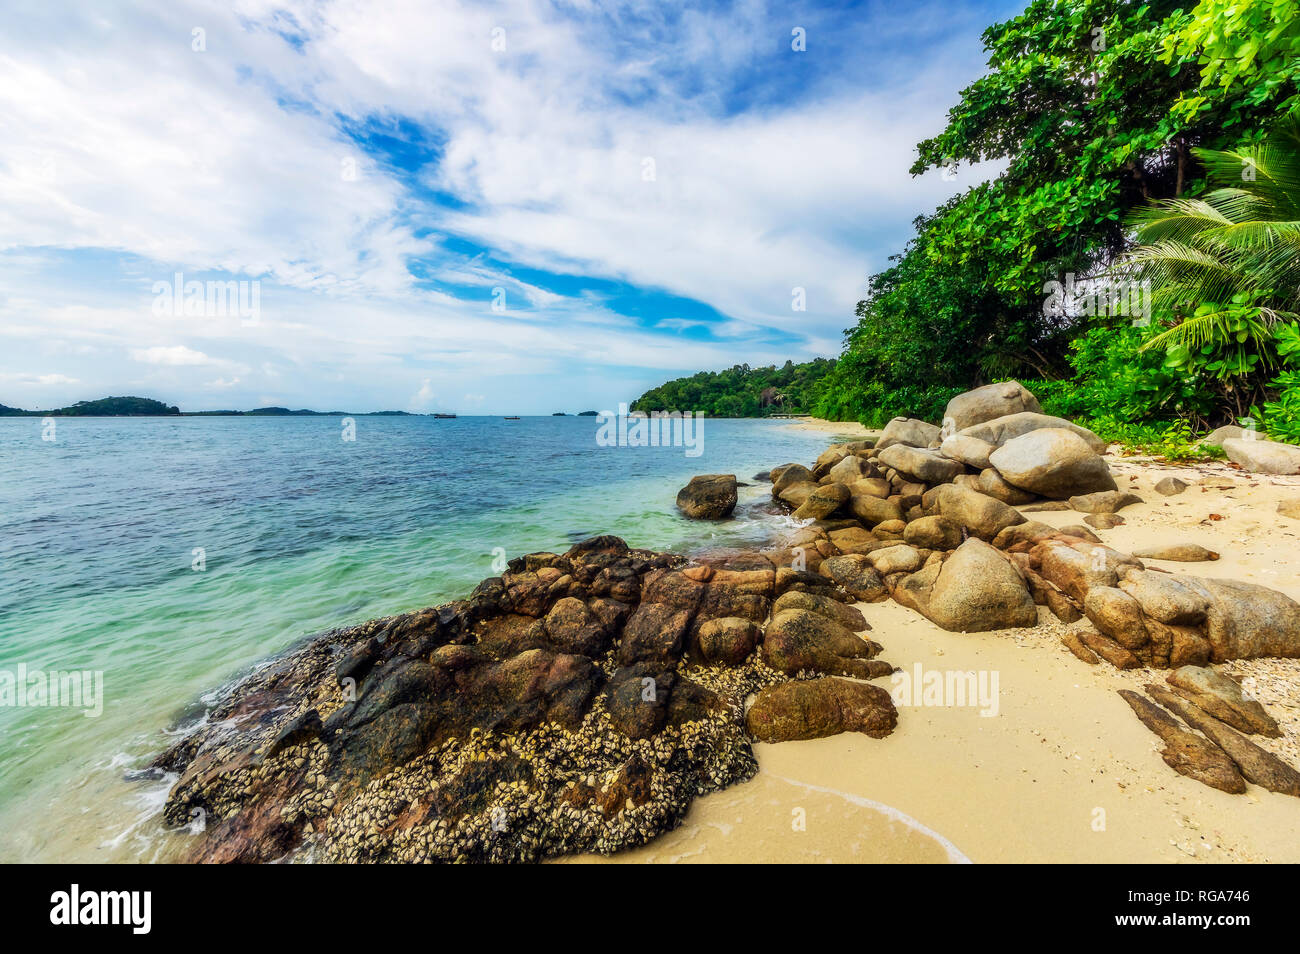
[{"xmin": 675, "ymin": 474, "xmax": 738, "ymax": 519}]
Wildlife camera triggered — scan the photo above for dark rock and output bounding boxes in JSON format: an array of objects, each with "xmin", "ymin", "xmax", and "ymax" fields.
[
  {"xmin": 747, "ymin": 678, "xmax": 897, "ymax": 742},
  {"xmin": 694, "ymin": 617, "xmax": 759, "ymax": 665},
  {"xmin": 818, "ymin": 554, "xmax": 888, "ymax": 602},
  {"xmin": 676, "ymin": 474, "xmax": 738, "ymax": 519},
  {"xmin": 617, "ymin": 602, "xmax": 692, "ymax": 665},
  {"xmin": 762, "ymin": 608, "xmax": 891, "ymax": 678}
]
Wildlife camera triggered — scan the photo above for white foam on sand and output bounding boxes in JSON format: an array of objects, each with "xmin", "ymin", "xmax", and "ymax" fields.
[{"xmin": 769, "ymin": 773, "xmax": 972, "ymax": 864}]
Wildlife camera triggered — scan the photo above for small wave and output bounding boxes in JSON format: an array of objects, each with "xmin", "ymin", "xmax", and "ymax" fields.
[{"xmin": 769, "ymin": 774, "xmax": 972, "ymax": 864}]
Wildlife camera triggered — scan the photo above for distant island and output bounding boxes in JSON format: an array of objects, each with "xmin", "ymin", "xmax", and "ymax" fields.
[
  {"xmin": 0, "ymin": 395, "xmax": 424, "ymax": 417},
  {"xmin": 630, "ymin": 359, "xmax": 834, "ymax": 417}
]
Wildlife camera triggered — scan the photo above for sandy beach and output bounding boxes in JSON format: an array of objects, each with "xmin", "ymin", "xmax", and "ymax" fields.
[{"xmin": 582, "ymin": 421, "xmax": 1300, "ymax": 864}]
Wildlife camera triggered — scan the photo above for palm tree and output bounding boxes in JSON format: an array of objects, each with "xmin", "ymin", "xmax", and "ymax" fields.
[{"xmin": 1117, "ymin": 108, "xmax": 1300, "ymax": 417}]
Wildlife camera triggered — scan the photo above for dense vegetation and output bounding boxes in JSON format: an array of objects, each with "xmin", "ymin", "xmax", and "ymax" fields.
[
  {"xmin": 630, "ymin": 359, "xmax": 835, "ymax": 417},
  {"xmin": 810, "ymin": 0, "xmax": 1300, "ymax": 451}
]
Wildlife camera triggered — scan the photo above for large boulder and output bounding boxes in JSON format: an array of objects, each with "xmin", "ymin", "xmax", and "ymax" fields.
[
  {"xmin": 877, "ymin": 444, "xmax": 965, "ymax": 484},
  {"xmin": 939, "ymin": 433, "xmax": 996, "ymax": 470},
  {"xmin": 921, "ymin": 539, "xmax": 1038, "ymax": 632},
  {"xmin": 792, "ymin": 482, "xmax": 850, "ymax": 520},
  {"xmin": 921, "ymin": 484, "xmax": 1026, "ymax": 541},
  {"xmin": 877, "ymin": 417, "xmax": 941, "ymax": 451},
  {"xmin": 943, "ymin": 381, "xmax": 1042, "ymax": 431},
  {"xmin": 675, "ymin": 474, "xmax": 737, "ymax": 519},
  {"xmin": 848, "ymin": 483, "xmax": 904, "ymax": 526},
  {"xmin": 762, "ymin": 608, "xmax": 891, "ymax": 678},
  {"xmin": 988, "ymin": 428, "xmax": 1117, "ymax": 498},
  {"xmin": 1199, "ymin": 578, "xmax": 1300, "ymax": 661},
  {"xmin": 960, "ymin": 412, "xmax": 1107, "ymax": 454},
  {"xmin": 746, "ymin": 678, "xmax": 897, "ymax": 742},
  {"xmin": 1222, "ymin": 437, "xmax": 1300, "ymax": 475},
  {"xmin": 818, "ymin": 554, "xmax": 889, "ymax": 602}
]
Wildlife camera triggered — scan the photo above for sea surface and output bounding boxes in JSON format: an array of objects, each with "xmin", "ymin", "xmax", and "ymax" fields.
[{"xmin": 0, "ymin": 414, "xmax": 849, "ymax": 862}]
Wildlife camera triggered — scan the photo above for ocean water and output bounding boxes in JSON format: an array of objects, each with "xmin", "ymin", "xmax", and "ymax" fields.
[{"xmin": 0, "ymin": 415, "xmax": 849, "ymax": 862}]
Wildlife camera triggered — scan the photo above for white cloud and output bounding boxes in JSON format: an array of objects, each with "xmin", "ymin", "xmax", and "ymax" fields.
[
  {"xmin": 0, "ymin": 0, "xmax": 1002, "ymax": 413},
  {"xmin": 130, "ymin": 345, "xmax": 213, "ymax": 366}
]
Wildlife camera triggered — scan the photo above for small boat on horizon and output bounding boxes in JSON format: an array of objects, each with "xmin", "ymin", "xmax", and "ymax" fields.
[{"xmin": 504, "ymin": 415, "xmax": 521, "ymax": 420}]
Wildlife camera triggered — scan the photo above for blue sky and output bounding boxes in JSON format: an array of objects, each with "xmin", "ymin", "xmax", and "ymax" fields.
[{"xmin": 0, "ymin": 0, "xmax": 1020, "ymax": 414}]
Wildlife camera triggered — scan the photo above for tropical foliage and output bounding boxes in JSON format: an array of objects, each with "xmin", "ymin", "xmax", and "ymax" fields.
[
  {"xmin": 812, "ymin": 0, "xmax": 1300, "ymax": 450},
  {"xmin": 630, "ymin": 359, "xmax": 835, "ymax": 417},
  {"xmin": 1123, "ymin": 108, "xmax": 1300, "ymax": 418}
]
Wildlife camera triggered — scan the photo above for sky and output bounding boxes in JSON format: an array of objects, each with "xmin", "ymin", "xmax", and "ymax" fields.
[{"xmin": 0, "ymin": 0, "xmax": 1020, "ymax": 414}]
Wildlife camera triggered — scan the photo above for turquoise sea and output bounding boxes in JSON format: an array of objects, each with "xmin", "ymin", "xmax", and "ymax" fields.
[{"xmin": 0, "ymin": 415, "xmax": 847, "ymax": 862}]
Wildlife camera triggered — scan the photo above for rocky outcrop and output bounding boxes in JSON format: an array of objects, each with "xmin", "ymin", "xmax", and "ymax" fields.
[
  {"xmin": 153, "ymin": 535, "xmax": 907, "ymax": 864},
  {"xmin": 676, "ymin": 474, "xmax": 737, "ymax": 519}
]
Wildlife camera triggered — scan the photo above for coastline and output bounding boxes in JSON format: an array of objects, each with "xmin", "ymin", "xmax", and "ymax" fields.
[
  {"xmin": 777, "ymin": 415, "xmax": 879, "ymax": 440},
  {"xmin": 125, "ymin": 414, "xmax": 1300, "ymax": 865}
]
